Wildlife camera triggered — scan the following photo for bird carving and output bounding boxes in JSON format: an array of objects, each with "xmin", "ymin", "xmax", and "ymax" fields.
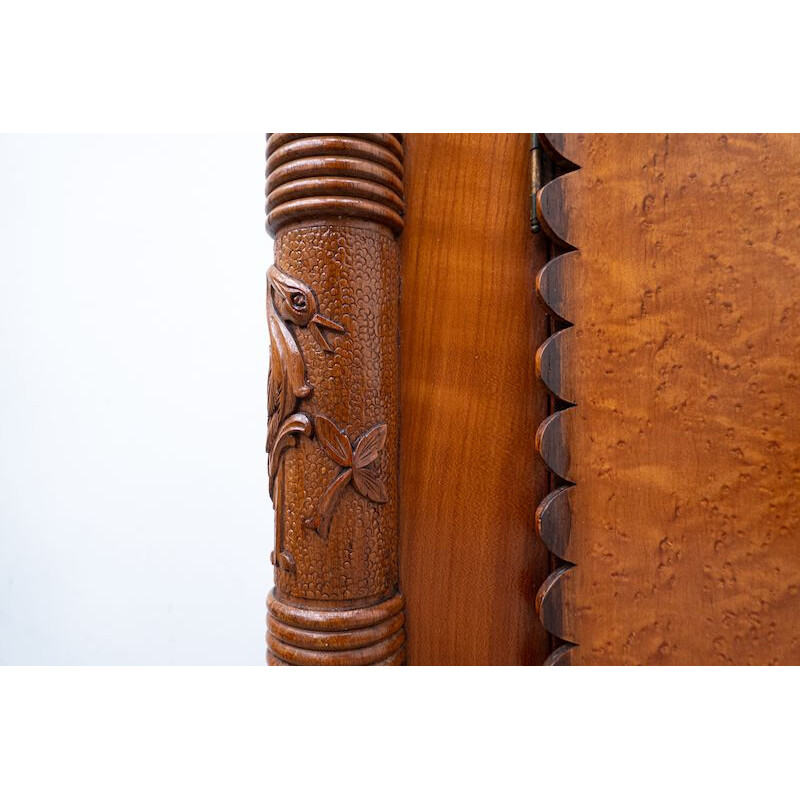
[
  {"xmin": 268, "ymin": 263, "xmax": 345, "ymax": 354},
  {"xmin": 266, "ymin": 262, "xmax": 345, "ymax": 489},
  {"xmin": 266, "ymin": 263, "xmax": 344, "ymax": 573}
]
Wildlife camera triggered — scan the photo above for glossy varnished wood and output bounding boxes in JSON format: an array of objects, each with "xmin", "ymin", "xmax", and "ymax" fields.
[
  {"xmin": 399, "ymin": 134, "xmax": 552, "ymax": 665},
  {"xmin": 535, "ymin": 133, "xmax": 800, "ymax": 665},
  {"xmin": 265, "ymin": 134, "xmax": 405, "ymax": 665}
]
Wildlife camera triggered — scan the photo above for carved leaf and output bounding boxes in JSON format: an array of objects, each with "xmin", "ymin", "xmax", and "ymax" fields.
[
  {"xmin": 353, "ymin": 423, "xmax": 387, "ymax": 468},
  {"xmin": 268, "ymin": 413, "xmax": 312, "ymax": 500},
  {"xmin": 352, "ymin": 466, "xmax": 388, "ymax": 504},
  {"xmin": 315, "ymin": 415, "xmax": 353, "ymax": 467}
]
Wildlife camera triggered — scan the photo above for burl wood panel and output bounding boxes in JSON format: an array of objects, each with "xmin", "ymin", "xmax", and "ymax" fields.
[
  {"xmin": 535, "ymin": 133, "xmax": 800, "ymax": 665},
  {"xmin": 399, "ymin": 134, "xmax": 552, "ymax": 665},
  {"xmin": 265, "ymin": 134, "xmax": 405, "ymax": 665}
]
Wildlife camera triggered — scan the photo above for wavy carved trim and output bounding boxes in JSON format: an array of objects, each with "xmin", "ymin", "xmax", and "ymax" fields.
[{"xmin": 534, "ymin": 134, "xmax": 581, "ymax": 665}]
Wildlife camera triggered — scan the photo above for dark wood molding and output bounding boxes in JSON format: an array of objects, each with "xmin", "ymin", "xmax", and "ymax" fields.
[{"xmin": 534, "ymin": 133, "xmax": 581, "ymax": 665}]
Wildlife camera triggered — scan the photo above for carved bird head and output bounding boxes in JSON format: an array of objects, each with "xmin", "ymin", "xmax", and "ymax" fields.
[{"xmin": 268, "ymin": 264, "xmax": 344, "ymax": 352}]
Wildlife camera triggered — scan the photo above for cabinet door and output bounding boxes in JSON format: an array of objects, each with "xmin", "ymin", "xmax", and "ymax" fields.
[{"xmin": 535, "ymin": 134, "xmax": 800, "ymax": 664}]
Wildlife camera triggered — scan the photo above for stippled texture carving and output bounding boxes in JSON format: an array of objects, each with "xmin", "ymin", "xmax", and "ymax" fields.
[{"xmin": 274, "ymin": 223, "xmax": 399, "ymax": 601}]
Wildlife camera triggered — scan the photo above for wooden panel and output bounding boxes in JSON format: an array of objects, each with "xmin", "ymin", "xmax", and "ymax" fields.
[
  {"xmin": 399, "ymin": 134, "xmax": 552, "ymax": 665},
  {"xmin": 536, "ymin": 133, "xmax": 800, "ymax": 665}
]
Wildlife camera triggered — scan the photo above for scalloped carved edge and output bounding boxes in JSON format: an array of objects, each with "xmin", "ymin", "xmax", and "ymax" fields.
[
  {"xmin": 536, "ymin": 250, "xmax": 582, "ymax": 325},
  {"xmin": 543, "ymin": 642, "xmax": 577, "ymax": 666},
  {"xmin": 536, "ymin": 485, "xmax": 576, "ymax": 563},
  {"xmin": 534, "ymin": 134, "xmax": 581, "ymax": 664},
  {"xmin": 535, "ymin": 563, "xmax": 577, "ymax": 644}
]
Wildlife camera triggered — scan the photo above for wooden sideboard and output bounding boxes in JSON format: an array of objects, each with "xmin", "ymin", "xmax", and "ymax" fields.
[{"xmin": 265, "ymin": 133, "xmax": 800, "ymax": 665}]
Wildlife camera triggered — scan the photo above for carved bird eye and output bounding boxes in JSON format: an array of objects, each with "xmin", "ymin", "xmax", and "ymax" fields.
[{"xmin": 290, "ymin": 292, "xmax": 307, "ymax": 312}]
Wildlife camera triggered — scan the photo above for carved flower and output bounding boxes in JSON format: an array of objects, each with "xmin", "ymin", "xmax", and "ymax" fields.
[
  {"xmin": 316, "ymin": 416, "xmax": 388, "ymax": 501},
  {"xmin": 304, "ymin": 415, "xmax": 388, "ymax": 537}
]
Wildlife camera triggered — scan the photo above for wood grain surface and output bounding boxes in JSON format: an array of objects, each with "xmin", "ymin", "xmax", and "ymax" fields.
[
  {"xmin": 399, "ymin": 134, "xmax": 552, "ymax": 665},
  {"xmin": 535, "ymin": 133, "xmax": 800, "ymax": 664}
]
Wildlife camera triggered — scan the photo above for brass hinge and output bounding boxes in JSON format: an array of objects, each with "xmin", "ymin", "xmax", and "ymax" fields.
[{"xmin": 530, "ymin": 133, "xmax": 541, "ymax": 234}]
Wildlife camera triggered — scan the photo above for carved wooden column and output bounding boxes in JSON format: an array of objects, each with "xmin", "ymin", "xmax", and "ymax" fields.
[{"xmin": 264, "ymin": 134, "xmax": 405, "ymax": 665}]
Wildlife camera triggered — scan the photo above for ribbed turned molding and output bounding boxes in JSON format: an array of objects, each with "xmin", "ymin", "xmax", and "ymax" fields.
[
  {"xmin": 265, "ymin": 134, "xmax": 405, "ymax": 235},
  {"xmin": 265, "ymin": 133, "xmax": 405, "ymax": 666},
  {"xmin": 266, "ymin": 592, "xmax": 405, "ymax": 666}
]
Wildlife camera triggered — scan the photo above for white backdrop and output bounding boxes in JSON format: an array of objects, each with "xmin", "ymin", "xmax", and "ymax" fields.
[{"xmin": 0, "ymin": 135, "xmax": 274, "ymax": 664}]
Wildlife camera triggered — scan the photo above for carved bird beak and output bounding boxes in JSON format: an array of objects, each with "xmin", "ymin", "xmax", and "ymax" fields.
[{"xmin": 308, "ymin": 313, "xmax": 345, "ymax": 352}]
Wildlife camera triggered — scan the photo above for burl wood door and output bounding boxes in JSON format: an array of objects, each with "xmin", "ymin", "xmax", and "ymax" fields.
[
  {"xmin": 264, "ymin": 133, "xmax": 800, "ymax": 665},
  {"xmin": 534, "ymin": 134, "xmax": 800, "ymax": 665}
]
